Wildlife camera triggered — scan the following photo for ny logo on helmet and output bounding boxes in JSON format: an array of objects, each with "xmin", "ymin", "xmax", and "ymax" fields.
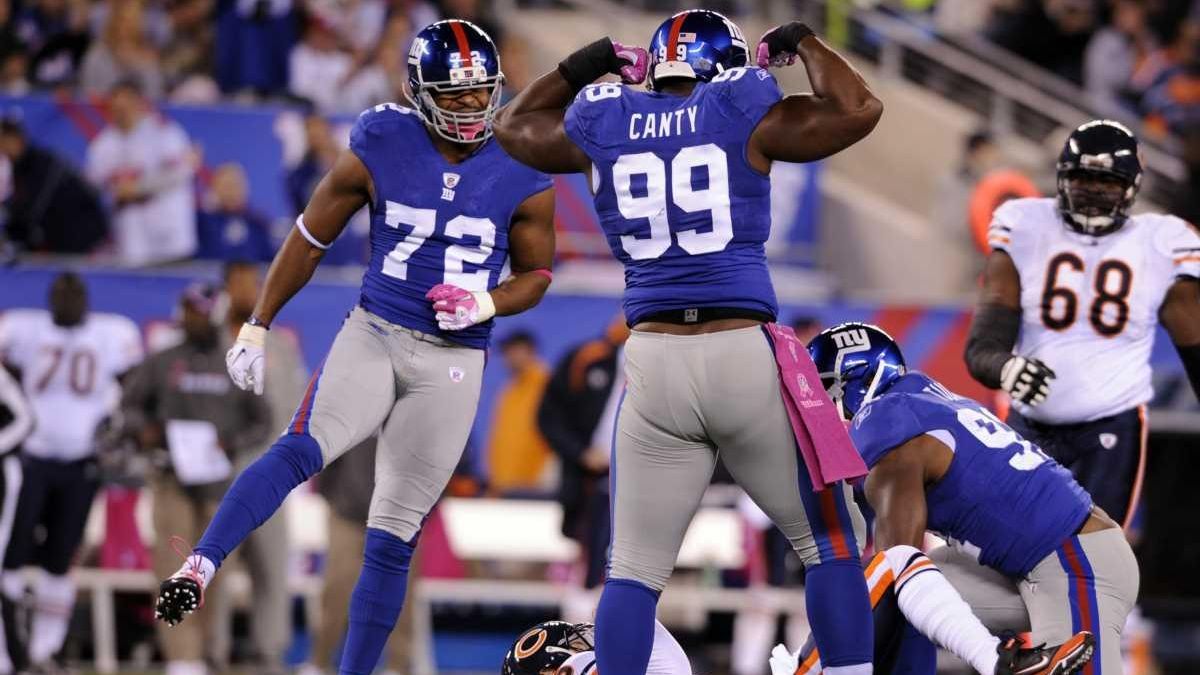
[
  {"xmin": 408, "ymin": 37, "xmax": 429, "ymax": 63},
  {"xmin": 832, "ymin": 329, "xmax": 870, "ymax": 350}
]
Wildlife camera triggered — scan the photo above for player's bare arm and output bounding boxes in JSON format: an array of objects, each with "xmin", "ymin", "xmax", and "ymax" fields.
[
  {"xmin": 493, "ymin": 38, "xmax": 648, "ymax": 173},
  {"xmin": 965, "ymin": 250, "xmax": 1055, "ymax": 405},
  {"xmin": 748, "ymin": 25, "xmax": 883, "ymax": 170},
  {"xmin": 489, "ymin": 187, "xmax": 556, "ymax": 316},
  {"xmin": 225, "ymin": 149, "xmax": 370, "ymax": 395},
  {"xmin": 254, "ymin": 150, "xmax": 372, "ymax": 326},
  {"xmin": 1159, "ymin": 277, "xmax": 1200, "ymax": 397},
  {"xmin": 864, "ymin": 437, "xmax": 944, "ymax": 550}
]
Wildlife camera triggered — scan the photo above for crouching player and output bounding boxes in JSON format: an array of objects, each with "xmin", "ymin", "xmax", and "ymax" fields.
[{"xmin": 800, "ymin": 323, "xmax": 1137, "ymax": 674}]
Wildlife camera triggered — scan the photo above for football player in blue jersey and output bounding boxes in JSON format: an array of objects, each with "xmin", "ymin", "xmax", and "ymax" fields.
[
  {"xmin": 152, "ymin": 20, "xmax": 556, "ymax": 675},
  {"xmin": 494, "ymin": 11, "xmax": 882, "ymax": 675},
  {"xmin": 807, "ymin": 323, "xmax": 1138, "ymax": 675}
]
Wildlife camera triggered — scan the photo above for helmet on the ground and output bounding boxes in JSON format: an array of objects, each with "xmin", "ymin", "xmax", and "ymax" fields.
[
  {"xmin": 1056, "ymin": 119, "xmax": 1142, "ymax": 237},
  {"xmin": 501, "ymin": 621, "xmax": 594, "ymax": 675},
  {"xmin": 807, "ymin": 323, "xmax": 906, "ymax": 419},
  {"xmin": 406, "ymin": 19, "xmax": 503, "ymax": 143},
  {"xmin": 647, "ymin": 9, "xmax": 749, "ymax": 91}
]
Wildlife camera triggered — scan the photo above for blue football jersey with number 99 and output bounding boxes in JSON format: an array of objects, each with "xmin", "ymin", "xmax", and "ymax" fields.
[
  {"xmin": 850, "ymin": 372, "xmax": 1093, "ymax": 576},
  {"xmin": 564, "ymin": 67, "xmax": 782, "ymax": 324},
  {"xmin": 350, "ymin": 103, "xmax": 552, "ymax": 348}
]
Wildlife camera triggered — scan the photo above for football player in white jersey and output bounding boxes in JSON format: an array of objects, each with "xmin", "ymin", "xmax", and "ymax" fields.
[
  {"xmin": 501, "ymin": 620, "xmax": 692, "ymax": 675},
  {"xmin": 0, "ymin": 272, "xmax": 143, "ymax": 670},
  {"xmin": 965, "ymin": 119, "xmax": 1200, "ymax": 528}
]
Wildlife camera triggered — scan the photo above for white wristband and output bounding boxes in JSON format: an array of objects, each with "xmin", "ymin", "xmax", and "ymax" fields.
[
  {"xmin": 237, "ymin": 323, "xmax": 267, "ymax": 348},
  {"xmin": 472, "ymin": 291, "xmax": 496, "ymax": 323},
  {"xmin": 295, "ymin": 215, "xmax": 331, "ymax": 250}
]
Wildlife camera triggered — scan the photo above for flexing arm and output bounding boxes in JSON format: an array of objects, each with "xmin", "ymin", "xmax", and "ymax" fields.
[
  {"xmin": 749, "ymin": 27, "xmax": 883, "ymax": 169},
  {"xmin": 864, "ymin": 439, "xmax": 931, "ymax": 550},
  {"xmin": 493, "ymin": 71, "xmax": 588, "ymax": 173},
  {"xmin": 1160, "ymin": 278, "xmax": 1200, "ymax": 398},
  {"xmin": 494, "ymin": 38, "xmax": 647, "ymax": 174},
  {"xmin": 253, "ymin": 150, "xmax": 371, "ymax": 326},
  {"xmin": 490, "ymin": 187, "xmax": 556, "ymax": 315}
]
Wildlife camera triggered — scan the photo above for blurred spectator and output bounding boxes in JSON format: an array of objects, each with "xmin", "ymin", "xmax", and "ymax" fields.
[
  {"xmin": 436, "ymin": 0, "xmax": 501, "ymax": 43},
  {"xmin": 392, "ymin": 0, "xmax": 437, "ymax": 35},
  {"xmin": 0, "ymin": 115, "xmax": 110, "ymax": 253},
  {"xmin": 1172, "ymin": 130, "xmax": 1200, "ymax": 225},
  {"xmin": 25, "ymin": 0, "xmax": 90, "ymax": 90},
  {"xmin": 538, "ymin": 317, "xmax": 629, "ymax": 589},
  {"xmin": 331, "ymin": 12, "xmax": 410, "ymax": 114},
  {"xmin": 0, "ymin": 43, "xmax": 30, "ymax": 95},
  {"xmin": 86, "ymin": 80, "xmax": 196, "ymax": 266},
  {"xmin": 214, "ymin": 262, "xmax": 304, "ymax": 673},
  {"xmin": 933, "ymin": 129, "xmax": 999, "ymax": 235},
  {"xmin": 214, "ymin": 0, "xmax": 296, "ymax": 97},
  {"xmin": 14, "ymin": 0, "xmax": 70, "ymax": 55},
  {"xmin": 0, "ymin": 272, "xmax": 143, "ymax": 672},
  {"xmin": 120, "ymin": 282, "xmax": 270, "ymax": 675},
  {"xmin": 933, "ymin": 0, "xmax": 995, "ymax": 35},
  {"xmin": 486, "ymin": 331, "xmax": 553, "ymax": 495},
  {"xmin": 196, "ymin": 163, "xmax": 274, "ymax": 262},
  {"xmin": 284, "ymin": 112, "xmax": 369, "ymax": 264},
  {"xmin": 1084, "ymin": 0, "xmax": 1157, "ymax": 120},
  {"xmin": 301, "ymin": 436, "xmax": 414, "ymax": 675},
  {"xmin": 288, "ymin": 17, "xmax": 352, "ymax": 114},
  {"xmin": 79, "ymin": 0, "xmax": 165, "ymax": 99},
  {"xmin": 1138, "ymin": 18, "xmax": 1200, "ymax": 139},
  {"xmin": 986, "ymin": 0, "xmax": 1098, "ymax": 84},
  {"xmin": 161, "ymin": 0, "xmax": 218, "ymax": 100}
]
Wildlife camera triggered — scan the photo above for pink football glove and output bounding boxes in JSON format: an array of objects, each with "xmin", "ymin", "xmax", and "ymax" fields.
[
  {"xmin": 613, "ymin": 41, "xmax": 649, "ymax": 85},
  {"xmin": 426, "ymin": 284, "xmax": 496, "ymax": 331},
  {"xmin": 756, "ymin": 22, "xmax": 815, "ymax": 69}
]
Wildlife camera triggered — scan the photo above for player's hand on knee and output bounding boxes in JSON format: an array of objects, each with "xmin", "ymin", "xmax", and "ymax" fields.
[
  {"xmin": 427, "ymin": 283, "xmax": 496, "ymax": 331},
  {"xmin": 612, "ymin": 41, "xmax": 649, "ymax": 84},
  {"xmin": 1000, "ymin": 356, "xmax": 1055, "ymax": 406},
  {"xmin": 226, "ymin": 323, "xmax": 267, "ymax": 395},
  {"xmin": 756, "ymin": 22, "xmax": 816, "ymax": 68}
]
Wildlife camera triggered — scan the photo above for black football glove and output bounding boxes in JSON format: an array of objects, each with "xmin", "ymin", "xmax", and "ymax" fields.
[
  {"xmin": 756, "ymin": 21, "xmax": 816, "ymax": 68},
  {"xmin": 1000, "ymin": 356, "xmax": 1056, "ymax": 406}
]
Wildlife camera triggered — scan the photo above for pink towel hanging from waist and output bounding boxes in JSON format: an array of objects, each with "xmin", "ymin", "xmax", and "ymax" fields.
[{"xmin": 764, "ymin": 323, "xmax": 867, "ymax": 491}]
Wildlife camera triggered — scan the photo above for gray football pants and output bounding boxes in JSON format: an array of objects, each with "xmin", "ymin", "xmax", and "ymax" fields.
[
  {"xmin": 931, "ymin": 527, "xmax": 1139, "ymax": 674},
  {"xmin": 610, "ymin": 327, "xmax": 866, "ymax": 592},
  {"xmin": 298, "ymin": 306, "xmax": 484, "ymax": 541}
]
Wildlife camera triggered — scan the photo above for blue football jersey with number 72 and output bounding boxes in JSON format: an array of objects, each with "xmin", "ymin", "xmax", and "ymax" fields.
[
  {"xmin": 563, "ymin": 67, "xmax": 783, "ymax": 324},
  {"xmin": 351, "ymin": 102, "xmax": 552, "ymax": 348}
]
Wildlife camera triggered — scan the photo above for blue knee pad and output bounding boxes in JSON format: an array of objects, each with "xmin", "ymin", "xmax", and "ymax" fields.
[
  {"xmin": 340, "ymin": 527, "xmax": 416, "ymax": 675},
  {"xmin": 195, "ymin": 433, "xmax": 323, "ymax": 567},
  {"xmin": 805, "ymin": 558, "xmax": 874, "ymax": 668},
  {"xmin": 596, "ymin": 578, "xmax": 659, "ymax": 675}
]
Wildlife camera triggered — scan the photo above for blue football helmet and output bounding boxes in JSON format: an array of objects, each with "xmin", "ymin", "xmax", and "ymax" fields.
[
  {"xmin": 807, "ymin": 323, "xmax": 907, "ymax": 419},
  {"xmin": 405, "ymin": 19, "xmax": 503, "ymax": 143},
  {"xmin": 647, "ymin": 9, "xmax": 750, "ymax": 91}
]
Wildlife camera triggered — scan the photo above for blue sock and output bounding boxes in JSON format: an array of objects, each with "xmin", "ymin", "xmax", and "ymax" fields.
[
  {"xmin": 805, "ymin": 558, "xmax": 874, "ymax": 668},
  {"xmin": 339, "ymin": 528, "xmax": 416, "ymax": 675},
  {"xmin": 596, "ymin": 578, "xmax": 659, "ymax": 675},
  {"xmin": 194, "ymin": 433, "xmax": 323, "ymax": 568}
]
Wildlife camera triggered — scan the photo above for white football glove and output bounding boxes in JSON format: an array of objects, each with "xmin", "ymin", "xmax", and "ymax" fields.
[
  {"xmin": 1000, "ymin": 355, "xmax": 1056, "ymax": 406},
  {"xmin": 226, "ymin": 323, "xmax": 266, "ymax": 395},
  {"xmin": 769, "ymin": 643, "xmax": 802, "ymax": 675}
]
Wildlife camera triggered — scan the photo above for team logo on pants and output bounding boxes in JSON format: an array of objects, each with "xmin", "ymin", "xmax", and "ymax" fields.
[
  {"xmin": 1099, "ymin": 433, "xmax": 1117, "ymax": 450},
  {"xmin": 449, "ymin": 366, "xmax": 465, "ymax": 383}
]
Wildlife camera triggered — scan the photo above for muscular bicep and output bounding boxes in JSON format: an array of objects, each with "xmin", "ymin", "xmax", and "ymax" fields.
[
  {"xmin": 300, "ymin": 149, "xmax": 373, "ymax": 245},
  {"xmin": 509, "ymin": 187, "xmax": 556, "ymax": 272},
  {"xmin": 493, "ymin": 108, "xmax": 589, "ymax": 174},
  {"xmin": 1161, "ymin": 278, "xmax": 1200, "ymax": 346},
  {"xmin": 979, "ymin": 250, "xmax": 1022, "ymax": 308},
  {"xmin": 864, "ymin": 441, "xmax": 930, "ymax": 551},
  {"xmin": 749, "ymin": 93, "xmax": 883, "ymax": 168}
]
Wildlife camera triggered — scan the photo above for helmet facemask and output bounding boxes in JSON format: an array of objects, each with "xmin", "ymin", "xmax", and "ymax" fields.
[
  {"xmin": 406, "ymin": 70, "xmax": 503, "ymax": 144},
  {"xmin": 1056, "ymin": 168, "xmax": 1138, "ymax": 237}
]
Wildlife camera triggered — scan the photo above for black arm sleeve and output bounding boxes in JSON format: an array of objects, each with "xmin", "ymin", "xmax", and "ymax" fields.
[
  {"xmin": 1174, "ymin": 342, "xmax": 1200, "ymax": 401},
  {"xmin": 964, "ymin": 303, "xmax": 1022, "ymax": 389}
]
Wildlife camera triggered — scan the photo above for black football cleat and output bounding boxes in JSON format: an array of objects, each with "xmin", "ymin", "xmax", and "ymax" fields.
[
  {"xmin": 155, "ymin": 573, "xmax": 204, "ymax": 627},
  {"xmin": 996, "ymin": 631, "xmax": 1095, "ymax": 675}
]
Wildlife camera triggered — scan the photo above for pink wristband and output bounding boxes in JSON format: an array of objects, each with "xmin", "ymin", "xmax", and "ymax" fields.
[{"xmin": 531, "ymin": 268, "xmax": 553, "ymax": 282}]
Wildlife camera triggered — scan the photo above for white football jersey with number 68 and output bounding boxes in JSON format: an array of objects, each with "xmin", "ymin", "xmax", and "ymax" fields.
[{"xmin": 989, "ymin": 197, "xmax": 1200, "ymax": 424}]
